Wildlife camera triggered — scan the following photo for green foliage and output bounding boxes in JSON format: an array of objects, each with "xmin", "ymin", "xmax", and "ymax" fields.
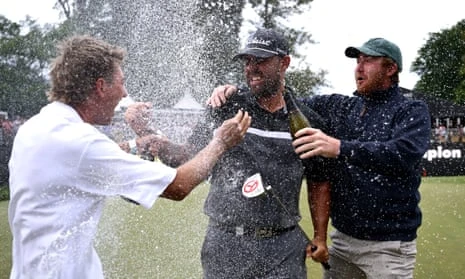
[
  {"xmin": 0, "ymin": 16, "xmax": 70, "ymax": 117},
  {"xmin": 247, "ymin": 0, "xmax": 314, "ymax": 59},
  {"xmin": 245, "ymin": 0, "xmax": 326, "ymax": 96},
  {"xmin": 411, "ymin": 19, "xmax": 465, "ymax": 105},
  {"xmin": 287, "ymin": 67, "xmax": 328, "ymax": 97},
  {"xmin": 0, "ymin": 16, "xmax": 47, "ymax": 117},
  {"xmin": 193, "ymin": 0, "xmax": 245, "ymax": 89},
  {"xmin": 67, "ymin": 0, "xmax": 229, "ymax": 107}
]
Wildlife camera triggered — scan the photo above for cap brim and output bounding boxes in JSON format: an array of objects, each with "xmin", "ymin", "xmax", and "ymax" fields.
[
  {"xmin": 233, "ymin": 48, "xmax": 276, "ymax": 60},
  {"xmin": 345, "ymin": 46, "xmax": 384, "ymax": 58}
]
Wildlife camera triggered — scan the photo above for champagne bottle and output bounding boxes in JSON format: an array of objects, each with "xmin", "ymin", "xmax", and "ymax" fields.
[
  {"xmin": 285, "ymin": 92, "xmax": 330, "ymax": 270},
  {"xmin": 284, "ymin": 91, "xmax": 311, "ymax": 138}
]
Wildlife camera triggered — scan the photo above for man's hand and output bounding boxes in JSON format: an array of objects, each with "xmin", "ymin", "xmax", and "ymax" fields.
[
  {"xmin": 306, "ymin": 240, "xmax": 330, "ymax": 269},
  {"xmin": 124, "ymin": 102, "xmax": 156, "ymax": 136},
  {"xmin": 213, "ymin": 110, "xmax": 251, "ymax": 150},
  {"xmin": 139, "ymin": 134, "xmax": 166, "ymax": 157},
  {"xmin": 206, "ymin": 84, "xmax": 238, "ymax": 108},
  {"xmin": 293, "ymin": 128, "xmax": 341, "ymax": 159}
]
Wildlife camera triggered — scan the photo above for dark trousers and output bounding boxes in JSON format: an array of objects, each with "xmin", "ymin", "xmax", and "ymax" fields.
[{"xmin": 201, "ymin": 222, "xmax": 309, "ymax": 279}]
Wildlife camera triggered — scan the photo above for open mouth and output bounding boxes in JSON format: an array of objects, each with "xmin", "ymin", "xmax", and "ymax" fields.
[{"xmin": 249, "ymin": 76, "xmax": 263, "ymax": 86}]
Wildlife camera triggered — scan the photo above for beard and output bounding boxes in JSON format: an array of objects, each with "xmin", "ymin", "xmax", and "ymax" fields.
[
  {"xmin": 248, "ymin": 76, "xmax": 281, "ymax": 99},
  {"xmin": 356, "ymin": 73, "xmax": 386, "ymax": 95}
]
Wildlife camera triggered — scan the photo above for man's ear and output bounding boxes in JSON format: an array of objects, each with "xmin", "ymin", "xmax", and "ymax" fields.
[
  {"xmin": 387, "ymin": 62, "xmax": 398, "ymax": 76},
  {"xmin": 281, "ymin": 55, "xmax": 291, "ymax": 69},
  {"xmin": 95, "ymin": 78, "xmax": 106, "ymax": 98}
]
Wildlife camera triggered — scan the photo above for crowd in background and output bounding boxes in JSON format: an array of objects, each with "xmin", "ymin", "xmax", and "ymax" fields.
[
  {"xmin": 433, "ymin": 122, "xmax": 465, "ymax": 144},
  {"xmin": 0, "ymin": 114, "xmax": 26, "ymax": 185},
  {"xmin": 1, "ymin": 115, "xmax": 26, "ymax": 145}
]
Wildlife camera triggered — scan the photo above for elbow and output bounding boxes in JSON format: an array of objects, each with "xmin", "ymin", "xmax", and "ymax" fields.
[
  {"xmin": 170, "ymin": 195, "xmax": 187, "ymax": 202},
  {"xmin": 172, "ymin": 190, "xmax": 190, "ymax": 201},
  {"xmin": 161, "ymin": 185, "xmax": 192, "ymax": 201}
]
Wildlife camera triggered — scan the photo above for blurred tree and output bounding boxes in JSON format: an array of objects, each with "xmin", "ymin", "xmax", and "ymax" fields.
[
  {"xmin": 287, "ymin": 68, "xmax": 326, "ymax": 96},
  {"xmin": 246, "ymin": 0, "xmax": 328, "ymax": 96},
  {"xmin": 411, "ymin": 19, "xmax": 465, "ymax": 105},
  {"xmin": 194, "ymin": 0, "xmax": 245, "ymax": 89},
  {"xmin": 0, "ymin": 16, "xmax": 68, "ymax": 117}
]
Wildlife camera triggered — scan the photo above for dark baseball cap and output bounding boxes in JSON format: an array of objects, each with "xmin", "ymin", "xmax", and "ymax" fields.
[
  {"xmin": 233, "ymin": 28, "xmax": 289, "ymax": 60},
  {"xmin": 345, "ymin": 38, "xmax": 403, "ymax": 72}
]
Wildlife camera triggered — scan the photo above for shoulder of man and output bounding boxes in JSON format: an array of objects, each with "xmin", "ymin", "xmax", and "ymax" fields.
[
  {"xmin": 208, "ymin": 86, "xmax": 254, "ymax": 118},
  {"xmin": 286, "ymin": 87, "xmax": 331, "ymax": 133},
  {"xmin": 395, "ymin": 90, "xmax": 431, "ymax": 118}
]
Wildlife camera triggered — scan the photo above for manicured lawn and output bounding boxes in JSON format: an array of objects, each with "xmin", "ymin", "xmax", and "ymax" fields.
[
  {"xmin": 1, "ymin": 176, "xmax": 464, "ymax": 278},
  {"xmin": 0, "ymin": 200, "xmax": 12, "ymax": 277}
]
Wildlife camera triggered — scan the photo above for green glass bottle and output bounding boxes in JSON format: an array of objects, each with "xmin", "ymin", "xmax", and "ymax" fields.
[{"xmin": 284, "ymin": 91, "xmax": 311, "ymax": 138}]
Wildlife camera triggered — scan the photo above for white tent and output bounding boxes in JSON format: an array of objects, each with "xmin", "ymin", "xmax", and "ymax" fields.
[{"xmin": 172, "ymin": 92, "xmax": 204, "ymax": 110}]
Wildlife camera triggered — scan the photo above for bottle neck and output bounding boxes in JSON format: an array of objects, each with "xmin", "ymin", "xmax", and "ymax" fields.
[{"xmin": 283, "ymin": 90, "xmax": 299, "ymax": 113}]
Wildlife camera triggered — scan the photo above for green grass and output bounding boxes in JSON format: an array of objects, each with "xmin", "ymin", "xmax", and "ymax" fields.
[
  {"xmin": 1, "ymin": 177, "xmax": 464, "ymax": 278},
  {"xmin": 0, "ymin": 200, "xmax": 12, "ymax": 276}
]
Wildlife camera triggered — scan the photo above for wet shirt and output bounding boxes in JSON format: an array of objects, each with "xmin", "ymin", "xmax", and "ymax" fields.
[
  {"xmin": 189, "ymin": 88, "xmax": 328, "ymax": 228},
  {"xmin": 302, "ymin": 85, "xmax": 431, "ymax": 241},
  {"xmin": 8, "ymin": 101, "xmax": 177, "ymax": 279}
]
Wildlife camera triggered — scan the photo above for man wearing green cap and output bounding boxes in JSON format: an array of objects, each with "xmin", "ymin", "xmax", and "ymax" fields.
[
  {"xmin": 207, "ymin": 37, "xmax": 431, "ymax": 278},
  {"xmin": 293, "ymin": 37, "xmax": 431, "ymax": 278}
]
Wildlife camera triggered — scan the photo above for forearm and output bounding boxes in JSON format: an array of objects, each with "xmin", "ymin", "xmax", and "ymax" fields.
[
  {"xmin": 161, "ymin": 138, "xmax": 226, "ymax": 200},
  {"xmin": 161, "ymin": 109, "xmax": 250, "ymax": 201},
  {"xmin": 157, "ymin": 141, "xmax": 193, "ymax": 167},
  {"xmin": 308, "ymin": 180, "xmax": 330, "ymax": 242}
]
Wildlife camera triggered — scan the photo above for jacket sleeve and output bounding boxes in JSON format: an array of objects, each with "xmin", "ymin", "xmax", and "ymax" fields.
[
  {"xmin": 299, "ymin": 101, "xmax": 330, "ymax": 133},
  {"xmin": 339, "ymin": 100, "xmax": 431, "ymax": 176}
]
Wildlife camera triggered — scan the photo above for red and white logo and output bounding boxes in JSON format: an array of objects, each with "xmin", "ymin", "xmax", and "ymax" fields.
[{"xmin": 242, "ymin": 173, "xmax": 265, "ymax": 198}]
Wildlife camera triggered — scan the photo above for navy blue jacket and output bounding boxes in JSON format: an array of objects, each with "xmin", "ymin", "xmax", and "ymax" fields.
[{"xmin": 302, "ymin": 85, "xmax": 431, "ymax": 241}]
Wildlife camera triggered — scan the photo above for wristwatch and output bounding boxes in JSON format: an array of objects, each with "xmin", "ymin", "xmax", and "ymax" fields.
[{"xmin": 128, "ymin": 138, "xmax": 137, "ymax": 155}]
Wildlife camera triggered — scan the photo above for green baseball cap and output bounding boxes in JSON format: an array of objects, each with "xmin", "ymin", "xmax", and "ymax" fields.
[{"xmin": 345, "ymin": 38, "xmax": 402, "ymax": 72}]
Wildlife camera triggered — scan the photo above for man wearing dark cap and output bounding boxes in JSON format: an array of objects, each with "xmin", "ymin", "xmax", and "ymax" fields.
[
  {"xmin": 207, "ymin": 37, "xmax": 431, "ymax": 278},
  {"xmin": 127, "ymin": 28, "xmax": 331, "ymax": 277},
  {"xmin": 188, "ymin": 28, "xmax": 331, "ymax": 278}
]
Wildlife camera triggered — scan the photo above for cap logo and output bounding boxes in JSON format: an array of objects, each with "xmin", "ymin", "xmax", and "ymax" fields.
[
  {"xmin": 233, "ymin": 28, "xmax": 289, "ymax": 59},
  {"xmin": 247, "ymin": 38, "xmax": 272, "ymax": 47}
]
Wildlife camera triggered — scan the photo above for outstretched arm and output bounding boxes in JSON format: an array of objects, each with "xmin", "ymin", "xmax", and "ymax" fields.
[
  {"xmin": 306, "ymin": 180, "xmax": 330, "ymax": 265},
  {"xmin": 123, "ymin": 101, "xmax": 192, "ymax": 166},
  {"xmin": 293, "ymin": 101, "xmax": 431, "ymax": 176},
  {"xmin": 161, "ymin": 110, "xmax": 251, "ymax": 201}
]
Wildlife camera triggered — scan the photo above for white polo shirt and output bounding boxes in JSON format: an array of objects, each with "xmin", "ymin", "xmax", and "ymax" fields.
[{"xmin": 8, "ymin": 101, "xmax": 177, "ymax": 279}]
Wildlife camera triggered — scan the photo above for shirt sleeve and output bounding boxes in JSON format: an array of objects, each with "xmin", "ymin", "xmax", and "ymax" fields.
[{"xmin": 77, "ymin": 133, "xmax": 177, "ymax": 209}]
